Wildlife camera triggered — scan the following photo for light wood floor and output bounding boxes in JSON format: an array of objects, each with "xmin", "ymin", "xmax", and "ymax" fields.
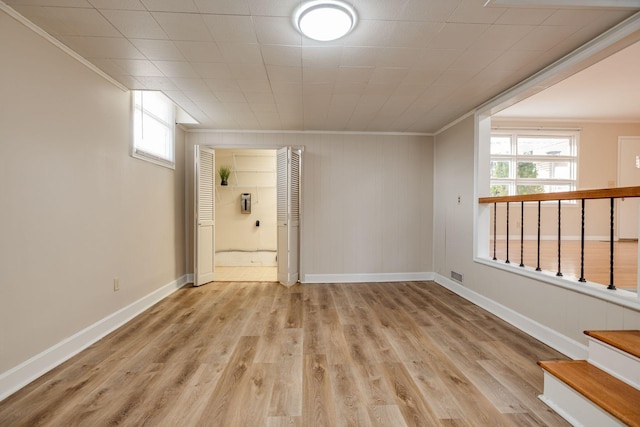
[
  {"xmin": 492, "ymin": 239, "xmax": 638, "ymax": 290},
  {"xmin": 0, "ymin": 281, "xmax": 569, "ymax": 426},
  {"xmin": 215, "ymin": 266, "xmax": 277, "ymax": 282}
]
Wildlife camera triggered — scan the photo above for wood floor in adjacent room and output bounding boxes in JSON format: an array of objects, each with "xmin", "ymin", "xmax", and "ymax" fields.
[{"xmin": 0, "ymin": 281, "xmax": 569, "ymax": 426}]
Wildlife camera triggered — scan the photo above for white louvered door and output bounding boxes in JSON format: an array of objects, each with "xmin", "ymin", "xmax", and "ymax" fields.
[
  {"xmin": 195, "ymin": 146, "xmax": 215, "ymax": 286},
  {"xmin": 277, "ymin": 146, "xmax": 302, "ymax": 287}
]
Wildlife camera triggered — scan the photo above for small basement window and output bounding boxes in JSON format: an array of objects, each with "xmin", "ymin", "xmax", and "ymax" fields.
[{"xmin": 132, "ymin": 90, "xmax": 175, "ymax": 169}]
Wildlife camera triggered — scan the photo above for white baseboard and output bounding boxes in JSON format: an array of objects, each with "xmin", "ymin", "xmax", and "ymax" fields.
[
  {"xmin": 302, "ymin": 272, "xmax": 434, "ymax": 284},
  {"xmin": 0, "ymin": 275, "xmax": 190, "ymax": 402},
  {"xmin": 433, "ymin": 273, "xmax": 586, "ymax": 360}
]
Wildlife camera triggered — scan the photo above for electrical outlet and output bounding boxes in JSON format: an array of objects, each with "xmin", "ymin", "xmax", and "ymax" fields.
[
  {"xmin": 113, "ymin": 278, "xmax": 120, "ymax": 292},
  {"xmin": 457, "ymin": 196, "xmax": 461, "ymax": 205}
]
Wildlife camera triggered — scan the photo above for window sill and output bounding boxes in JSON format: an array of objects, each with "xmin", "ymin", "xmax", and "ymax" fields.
[
  {"xmin": 474, "ymin": 256, "xmax": 640, "ymax": 311},
  {"xmin": 132, "ymin": 150, "xmax": 175, "ymax": 170}
]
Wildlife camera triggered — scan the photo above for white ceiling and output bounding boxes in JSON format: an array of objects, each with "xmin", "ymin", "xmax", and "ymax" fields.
[
  {"xmin": 495, "ymin": 39, "xmax": 640, "ymax": 121},
  {"xmin": 3, "ymin": 0, "xmax": 639, "ymax": 132}
]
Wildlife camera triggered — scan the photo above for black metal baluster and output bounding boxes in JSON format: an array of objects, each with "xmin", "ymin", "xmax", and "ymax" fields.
[
  {"xmin": 520, "ymin": 201, "xmax": 525, "ymax": 267},
  {"xmin": 536, "ymin": 201, "xmax": 541, "ymax": 271},
  {"xmin": 608, "ymin": 197, "xmax": 616, "ymax": 290},
  {"xmin": 493, "ymin": 202, "xmax": 497, "ymax": 261},
  {"xmin": 505, "ymin": 202, "xmax": 510, "ymax": 264},
  {"xmin": 556, "ymin": 199, "xmax": 563, "ymax": 277},
  {"xmin": 579, "ymin": 198, "xmax": 586, "ymax": 282}
]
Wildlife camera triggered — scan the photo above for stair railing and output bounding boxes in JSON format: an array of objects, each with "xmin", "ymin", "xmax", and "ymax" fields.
[{"xmin": 479, "ymin": 186, "xmax": 640, "ymax": 291}]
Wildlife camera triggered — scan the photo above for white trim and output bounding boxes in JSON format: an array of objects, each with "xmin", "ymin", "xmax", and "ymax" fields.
[
  {"xmin": 475, "ymin": 257, "xmax": 640, "ymax": 309},
  {"xmin": 434, "ymin": 273, "xmax": 587, "ymax": 359},
  {"xmin": 434, "ymin": 110, "xmax": 476, "ymax": 136},
  {"xmin": 0, "ymin": 275, "xmax": 190, "ymax": 402},
  {"xmin": 302, "ymin": 272, "xmax": 434, "ymax": 284},
  {"xmin": 587, "ymin": 336, "xmax": 640, "ymax": 390},
  {"xmin": 538, "ymin": 371, "xmax": 625, "ymax": 427},
  {"xmin": 0, "ymin": 2, "xmax": 127, "ymax": 92}
]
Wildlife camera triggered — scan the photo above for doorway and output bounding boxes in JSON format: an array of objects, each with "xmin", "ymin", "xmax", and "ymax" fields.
[
  {"xmin": 618, "ymin": 136, "xmax": 640, "ymax": 240},
  {"xmin": 194, "ymin": 145, "xmax": 302, "ymax": 287},
  {"xmin": 214, "ymin": 149, "xmax": 277, "ymax": 282}
]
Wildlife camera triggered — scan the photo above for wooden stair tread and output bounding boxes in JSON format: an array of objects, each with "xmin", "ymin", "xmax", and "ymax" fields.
[
  {"xmin": 538, "ymin": 360, "xmax": 640, "ymax": 427},
  {"xmin": 585, "ymin": 330, "xmax": 640, "ymax": 359}
]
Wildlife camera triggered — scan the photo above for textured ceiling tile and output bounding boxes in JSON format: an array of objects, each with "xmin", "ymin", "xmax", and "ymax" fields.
[
  {"xmin": 253, "ymin": 16, "xmax": 301, "ymax": 45},
  {"xmin": 60, "ymin": 35, "xmax": 145, "ymax": 59},
  {"xmin": 495, "ymin": 7, "xmax": 554, "ymax": 25},
  {"xmin": 302, "ymin": 47, "xmax": 343, "ymax": 68},
  {"xmin": 101, "ymin": 9, "xmax": 167, "ymax": 39},
  {"xmin": 398, "ymin": 0, "xmax": 460, "ymax": 22},
  {"xmin": 12, "ymin": 5, "xmax": 120, "ymax": 37},
  {"xmin": 248, "ymin": 0, "xmax": 299, "ymax": 17},
  {"xmin": 204, "ymin": 79, "xmax": 241, "ymax": 92},
  {"xmin": 342, "ymin": 20, "xmax": 395, "ymax": 47},
  {"xmin": 87, "ymin": 0, "xmax": 145, "ymax": 9},
  {"xmin": 337, "ymin": 66, "xmax": 374, "ymax": 84},
  {"xmin": 385, "ymin": 21, "xmax": 442, "ymax": 48},
  {"xmin": 303, "ymin": 67, "xmax": 339, "ymax": 84},
  {"xmin": 112, "ymin": 58, "xmax": 164, "ymax": 76},
  {"xmin": 174, "ymin": 41, "xmax": 223, "ymax": 63},
  {"xmin": 192, "ymin": 0, "xmax": 250, "ymax": 15},
  {"xmin": 192, "ymin": 62, "xmax": 233, "ymax": 79},
  {"xmin": 152, "ymin": 60, "xmax": 198, "ymax": 78},
  {"xmin": 203, "ymin": 15, "xmax": 257, "ymax": 43},
  {"xmin": 130, "ymin": 39, "xmax": 185, "ymax": 60},
  {"xmin": 510, "ymin": 25, "xmax": 580, "ymax": 51},
  {"xmin": 151, "ymin": 12, "xmax": 212, "ymax": 41},
  {"xmin": 140, "ymin": 0, "xmax": 198, "ymax": 12},
  {"xmin": 448, "ymin": 0, "xmax": 507, "ymax": 24},
  {"xmin": 9, "ymin": 0, "xmax": 639, "ymax": 132},
  {"xmin": 218, "ymin": 43, "xmax": 263, "ymax": 63},
  {"xmin": 261, "ymin": 45, "xmax": 302, "ymax": 67},
  {"xmin": 428, "ymin": 23, "xmax": 490, "ymax": 50},
  {"xmin": 266, "ymin": 65, "xmax": 302, "ymax": 82},
  {"xmin": 467, "ymin": 24, "xmax": 534, "ymax": 51},
  {"xmin": 5, "ymin": 0, "xmax": 91, "ymax": 6}
]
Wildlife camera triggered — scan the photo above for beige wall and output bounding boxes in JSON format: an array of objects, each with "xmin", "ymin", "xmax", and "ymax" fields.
[
  {"xmin": 214, "ymin": 149, "xmax": 277, "ymax": 260},
  {"xmin": 434, "ymin": 116, "xmax": 640, "ymax": 351},
  {"xmin": 490, "ymin": 120, "xmax": 640, "ymax": 239},
  {"xmin": 0, "ymin": 10, "xmax": 186, "ymax": 374},
  {"xmin": 186, "ymin": 132, "xmax": 435, "ymax": 279}
]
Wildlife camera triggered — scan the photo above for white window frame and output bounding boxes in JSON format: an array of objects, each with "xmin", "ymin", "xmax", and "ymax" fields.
[
  {"xmin": 131, "ymin": 90, "xmax": 175, "ymax": 169},
  {"xmin": 490, "ymin": 129, "xmax": 579, "ymax": 201}
]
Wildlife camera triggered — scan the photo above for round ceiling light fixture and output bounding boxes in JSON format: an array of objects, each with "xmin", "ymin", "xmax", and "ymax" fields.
[{"xmin": 294, "ymin": 1, "xmax": 357, "ymax": 42}]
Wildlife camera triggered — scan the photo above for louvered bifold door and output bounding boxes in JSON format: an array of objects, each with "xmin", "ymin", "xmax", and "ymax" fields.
[
  {"xmin": 195, "ymin": 146, "xmax": 215, "ymax": 286},
  {"xmin": 277, "ymin": 146, "xmax": 302, "ymax": 286}
]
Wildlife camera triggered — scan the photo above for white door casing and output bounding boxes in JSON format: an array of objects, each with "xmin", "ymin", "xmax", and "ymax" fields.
[
  {"xmin": 618, "ymin": 136, "xmax": 640, "ymax": 240},
  {"xmin": 195, "ymin": 146, "xmax": 215, "ymax": 286},
  {"xmin": 277, "ymin": 146, "xmax": 302, "ymax": 287}
]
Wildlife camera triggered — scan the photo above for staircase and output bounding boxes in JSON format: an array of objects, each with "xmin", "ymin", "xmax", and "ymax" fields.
[{"xmin": 538, "ymin": 330, "xmax": 640, "ymax": 427}]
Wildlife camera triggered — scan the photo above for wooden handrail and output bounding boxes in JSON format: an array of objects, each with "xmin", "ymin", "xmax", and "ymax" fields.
[{"xmin": 479, "ymin": 186, "xmax": 640, "ymax": 204}]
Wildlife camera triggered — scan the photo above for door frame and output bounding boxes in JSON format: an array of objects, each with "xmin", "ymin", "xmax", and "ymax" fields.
[
  {"xmin": 192, "ymin": 144, "xmax": 304, "ymax": 285},
  {"xmin": 617, "ymin": 136, "xmax": 640, "ymax": 240}
]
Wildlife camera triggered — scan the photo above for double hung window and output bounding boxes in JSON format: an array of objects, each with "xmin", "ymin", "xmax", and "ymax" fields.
[
  {"xmin": 490, "ymin": 130, "xmax": 578, "ymax": 197},
  {"xmin": 132, "ymin": 90, "xmax": 175, "ymax": 169}
]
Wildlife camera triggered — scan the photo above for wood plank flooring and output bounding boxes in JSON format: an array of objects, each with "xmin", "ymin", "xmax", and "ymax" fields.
[
  {"xmin": 0, "ymin": 281, "xmax": 569, "ymax": 426},
  {"xmin": 492, "ymin": 239, "xmax": 638, "ymax": 290}
]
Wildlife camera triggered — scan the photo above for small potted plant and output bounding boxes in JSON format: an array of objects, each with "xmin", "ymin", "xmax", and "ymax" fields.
[{"xmin": 218, "ymin": 166, "xmax": 231, "ymax": 186}]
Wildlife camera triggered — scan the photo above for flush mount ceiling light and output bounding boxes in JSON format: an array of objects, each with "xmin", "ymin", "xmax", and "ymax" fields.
[{"xmin": 294, "ymin": 1, "xmax": 357, "ymax": 41}]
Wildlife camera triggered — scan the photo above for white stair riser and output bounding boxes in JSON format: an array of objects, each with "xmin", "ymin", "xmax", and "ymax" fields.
[
  {"xmin": 540, "ymin": 371, "xmax": 625, "ymax": 427},
  {"xmin": 587, "ymin": 336, "xmax": 640, "ymax": 390}
]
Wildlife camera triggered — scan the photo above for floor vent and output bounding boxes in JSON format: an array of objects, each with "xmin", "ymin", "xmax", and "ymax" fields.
[{"xmin": 451, "ymin": 271, "xmax": 463, "ymax": 283}]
